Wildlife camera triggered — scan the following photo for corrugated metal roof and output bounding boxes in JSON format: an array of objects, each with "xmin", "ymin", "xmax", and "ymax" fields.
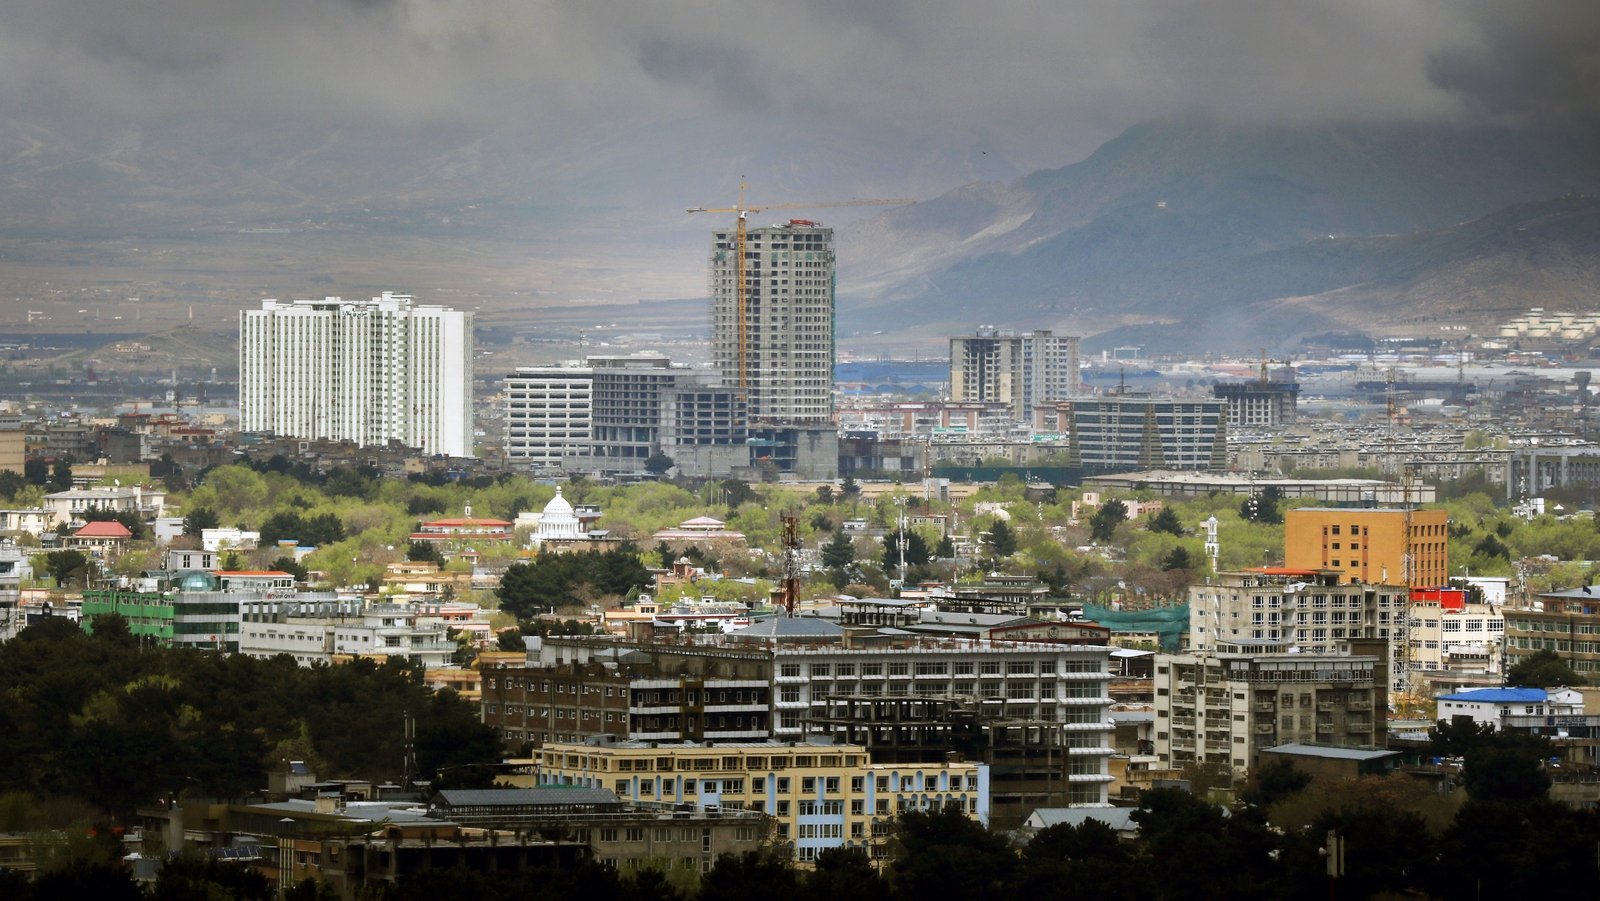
[
  {"xmin": 435, "ymin": 787, "xmax": 619, "ymax": 807},
  {"xmin": 1261, "ymin": 744, "xmax": 1401, "ymax": 761}
]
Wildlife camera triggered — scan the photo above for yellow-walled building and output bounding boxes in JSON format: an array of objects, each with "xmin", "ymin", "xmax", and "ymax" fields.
[
  {"xmin": 1284, "ymin": 507, "xmax": 1449, "ymax": 587},
  {"xmin": 525, "ymin": 739, "xmax": 989, "ymax": 864}
]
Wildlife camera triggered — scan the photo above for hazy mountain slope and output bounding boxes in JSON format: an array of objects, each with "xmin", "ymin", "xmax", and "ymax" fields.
[{"xmin": 836, "ymin": 119, "xmax": 1600, "ymax": 347}]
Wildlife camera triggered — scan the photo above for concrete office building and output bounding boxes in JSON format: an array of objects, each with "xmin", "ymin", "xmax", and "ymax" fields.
[
  {"xmin": 1188, "ymin": 569, "xmax": 1409, "ymax": 693},
  {"xmin": 239, "ymin": 293, "xmax": 474, "ymax": 458},
  {"xmin": 486, "ymin": 634, "xmax": 1114, "ymax": 817},
  {"xmin": 533, "ymin": 738, "xmax": 988, "ymax": 863},
  {"xmin": 1212, "ymin": 377, "xmax": 1300, "ymax": 427},
  {"xmin": 503, "ymin": 365, "xmax": 593, "ymax": 472},
  {"xmin": 1153, "ymin": 640, "xmax": 1387, "ymax": 775},
  {"xmin": 710, "ymin": 222, "xmax": 835, "ymax": 425},
  {"xmin": 950, "ymin": 328, "xmax": 1081, "ymax": 421},
  {"xmin": 1504, "ymin": 586, "xmax": 1600, "ymax": 682},
  {"xmin": 1034, "ymin": 396, "xmax": 1227, "ymax": 473},
  {"xmin": 0, "ymin": 415, "xmax": 22, "ymax": 476},
  {"xmin": 582, "ymin": 355, "xmax": 746, "ymax": 478}
]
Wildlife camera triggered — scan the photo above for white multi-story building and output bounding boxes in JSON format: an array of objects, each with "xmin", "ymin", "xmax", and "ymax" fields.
[
  {"xmin": 710, "ymin": 222, "xmax": 834, "ymax": 425},
  {"xmin": 949, "ymin": 328, "xmax": 1081, "ymax": 422},
  {"xmin": 503, "ymin": 365, "xmax": 592, "ymax": 472},
  {"xmin": 239, "ymin": 293, "xmax": 474, "ymax": 458},
  {"xmin": 1188, "ymin": 569, "xmax": 1409, "ymax": 693},
  {"xmin": 238, "ymin": 598, "xmax": 458, "ymax": 667}
]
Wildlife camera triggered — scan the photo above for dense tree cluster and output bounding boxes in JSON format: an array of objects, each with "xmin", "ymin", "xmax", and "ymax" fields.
[
  {"xmin": 0, "ymin": 617, "xmax": 502, "ymax": 819},
  {"xmin": 1504, "ymin": 648, "xmax": 1586, "ymax": 686},
  {"xmin": 258, "ymin": 510, "xmax": 347, "ymax": 547},
  {"xmin": 496, "ymin": 547, "xmax": 653, "ymax": 619}
]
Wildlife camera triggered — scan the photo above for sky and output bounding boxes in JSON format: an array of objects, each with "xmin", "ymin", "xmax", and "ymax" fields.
[{"xmin": 3, "ymin": 0, "xmax": 1594, "ymax": 174}]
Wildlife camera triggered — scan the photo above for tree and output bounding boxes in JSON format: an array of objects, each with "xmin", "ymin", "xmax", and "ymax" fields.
[
  {"xmin": 49, "ymin": 460, "xmax": 73, "ymax": 492},
  {"xmin": 1505, "ymin": 649, "xmax": 1586, "ymax": 687},
  {"xmin": 1240, "ymin": 758, "xmax": 1311, "ymax": 808},
  {"xmin": 1462, "ymin": 732, "xmax": 1552, "ymax": 803},
  {"xmin": 983, "ymin": 520, "xmax": 1018, "ymax": 558},
  {"xmin": 644, "ymin": 451, "xmax": 674, "ymax": 476},
  {"xmin": 41, "ymin": 550, "xmax": 90, "ymax": 587},
  {"xmin": 407, "ymin": 540, "xmax": 447, "ymax": 567},
  {"xmin": 1161, "ymin": 546, "xmax": 1194, "ymax": 572},
  {"xmin": 0, "ymin": 469, "xmax": 23, "ymax": 500},
  {"xmin": 1239, "ymin": 486, "xmax": 1283, "ymax": 524},
  {"xmin": 839, "ymin": 475, "xmax": 860, "ymax": 499},
  {"xmin": 1148, "ymin": 506, "xmax": 1185, "ymax": 535},
  {"xmin": 497, "ymin": 630, "xmax": 527, "ymax": 652},
  {"xmin": 881, "ymin": 530, "xmax": 931, "ymax": 572},
  {"xmin": 269, "ymin": 556, "xmax": 309, "ymax": 583},
  {"xmin": 23, "ymin": 458, "xmax": 49, "ymax": 487},
  {"xmin": 1089, "ymin": 499, "xmax": 1128, "ymax": 542},
  {"xmin": 181, "ymin": 507, "xmax": 220, "ymax": 537},
  {"xmin": 935, "ymin": 534, "xmax": 956, "ymax": 559},
  {"xmin": 820, "ymin": 530, "xmax": 855, "ymax": 569},
  {"xmin": 1473, "ymin": 533, "xmax": 1511, "ymax": 560},
  {"xmin": 891, "ymin": 805, "xmax": 1017, "ymax": 901}
]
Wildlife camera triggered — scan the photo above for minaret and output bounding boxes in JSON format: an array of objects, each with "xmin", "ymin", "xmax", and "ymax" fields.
[{"xmin": 1203, "ymin": 515, "xmax": 1220, "ymax": 574}]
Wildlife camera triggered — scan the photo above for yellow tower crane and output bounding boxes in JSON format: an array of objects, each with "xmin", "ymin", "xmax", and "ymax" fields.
[{"xmin": 687, "ymin": 181, "xmax": 912, "ymax": 395}]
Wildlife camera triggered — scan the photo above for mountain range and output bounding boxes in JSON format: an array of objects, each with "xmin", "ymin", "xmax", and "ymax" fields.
[
  {"xmin": 3, "ymin": 116, "xmax": 1598, "ymax": 354},
  {"xmin": 837, "ymin": 120, "xmax": 1600, "ymax": 351}
]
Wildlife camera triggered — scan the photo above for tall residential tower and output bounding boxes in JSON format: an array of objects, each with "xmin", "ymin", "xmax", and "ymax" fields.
[
  {"xmin": 710, "ymin": 221, "xmax": 835, "ymax": 425},
  {"xmin": 239, "ymin": 293, "xmax": 474, "ymax": 457},
  {"xmin": 949, "ymin": 328, "xmax": 1080, "ymax": 421}
]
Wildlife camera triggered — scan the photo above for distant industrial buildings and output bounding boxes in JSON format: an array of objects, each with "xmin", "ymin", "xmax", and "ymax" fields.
[{"xmin": 239, "ymin": 293, "xmax": 474, "ymax": 458}]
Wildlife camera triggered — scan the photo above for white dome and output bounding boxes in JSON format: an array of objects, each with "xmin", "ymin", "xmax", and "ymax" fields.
[
  {"xmin": 542, "ymin": 485, "xmax": 575, "ymax": 517},
  {"xmin": 535, "ymin": 486, "xmax": 582, "ymax": 540}
]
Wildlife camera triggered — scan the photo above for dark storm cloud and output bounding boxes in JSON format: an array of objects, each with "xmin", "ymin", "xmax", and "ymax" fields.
[
  {"xmin": 0, "ymin": 1, "xmax": 1590, "ymax": 165},
  {"xmin": 1427, "ymin": 0, "xmax": 1600, "ymax": 122}
]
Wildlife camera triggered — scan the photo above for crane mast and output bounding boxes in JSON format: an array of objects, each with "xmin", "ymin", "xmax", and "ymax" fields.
[{"xmin": 687, "ymin": 182, "xmax": 912, "ymax": 409}]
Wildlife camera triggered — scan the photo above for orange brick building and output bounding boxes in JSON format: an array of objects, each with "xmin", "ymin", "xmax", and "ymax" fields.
[{"xmin": 1284, "ymin": 507, "xmax": 1449, "ymax": 587}]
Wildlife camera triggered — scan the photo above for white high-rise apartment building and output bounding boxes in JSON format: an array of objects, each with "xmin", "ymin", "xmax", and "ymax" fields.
[
  {"xmin": 710, "ymin": 222, "xmax": 834, "ymax": 425},
  {"xmin": 239, "ymin": 293, "xmax": 474, "ymax": 457},
  {"xmin": 503, "ymin": 365, "xmax": 593, "ymax": 472},
  {"xmin": 949, "ymin": 328, "xmax": 1081, "ymax": 421}
]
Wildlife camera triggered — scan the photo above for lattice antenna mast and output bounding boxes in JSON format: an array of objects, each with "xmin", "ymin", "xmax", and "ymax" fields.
[{"xmin": 781, "ymin": 514, "xmax": 801, "ymax": 615}]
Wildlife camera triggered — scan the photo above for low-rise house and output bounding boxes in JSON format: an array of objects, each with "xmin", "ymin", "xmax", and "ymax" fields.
[
  {"xmin": 68, "ymin": 520, "xmax": 135, "ymax": 561},
  {"xmin": 1435, "ymin": 686, "xmax": 1583, "ymax": 727}
]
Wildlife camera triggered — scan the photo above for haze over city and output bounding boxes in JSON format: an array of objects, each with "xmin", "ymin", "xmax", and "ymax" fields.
[{"xmin": 3, "ymin": 4, "xmax": 1600, "ymax": 899}]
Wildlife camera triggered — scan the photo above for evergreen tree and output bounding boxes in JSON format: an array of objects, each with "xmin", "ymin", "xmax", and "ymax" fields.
[
  {"xmin": 1148, "ymin": 506, "xmax": 1185, "ymax": 535},
  {"xmin": 881, "ymin": 530, "xmax": 931, "ymax": 572},
  {"xmin": 820, "ymin": 530, "xmax": 856, "ymax": 569},
  {"xmin": 1089, "ymin": 499, "xmax": 1128, "ymax": 542},
  {"xmin": 984, "ymin": 520, "xmax": 1018, "ymax": 557},
  {"xmin": 182, "ymin": 506, "xmax": 220, "ymax": 536}
]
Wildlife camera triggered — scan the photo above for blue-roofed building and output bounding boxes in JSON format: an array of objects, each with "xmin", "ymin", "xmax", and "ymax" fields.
[{"xmin": 1436, "ymin": 686, "xmax": 1582, "ymax": 727}]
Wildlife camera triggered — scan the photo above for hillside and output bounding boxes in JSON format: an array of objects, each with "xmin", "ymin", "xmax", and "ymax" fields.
[{"xmin": 836, "ymin": 120, "xmax": 1600, "ymax": 350}]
